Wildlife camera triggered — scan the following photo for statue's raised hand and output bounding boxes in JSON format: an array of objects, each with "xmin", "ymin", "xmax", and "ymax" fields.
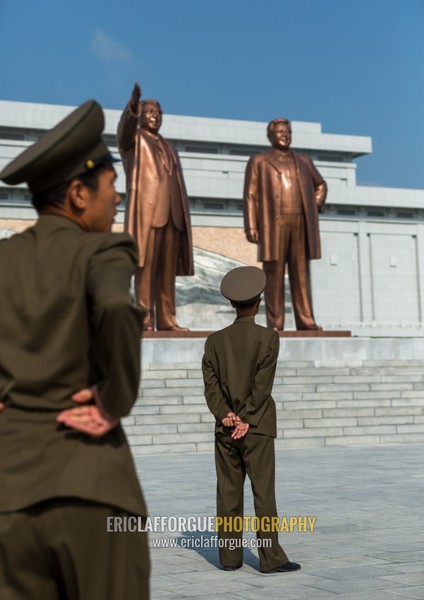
[{"xmin": 130, "ymin": 82, "xmax": 142, "ymax": 113}]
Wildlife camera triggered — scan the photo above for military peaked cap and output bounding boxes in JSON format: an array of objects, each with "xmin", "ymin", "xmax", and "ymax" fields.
[
  {"xmin": 0, "ymin": 99, "xmax": 118, "ymax": 193},
  {"xmin": 220, "ymin": 266, "xmax": 266, "ymax": 304}
]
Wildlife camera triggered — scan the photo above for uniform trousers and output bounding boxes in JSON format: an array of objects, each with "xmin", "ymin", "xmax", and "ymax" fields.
[
  {"xmin": 215, "ymin": 432, "xmax": 288, "ymax": 571},
  {"xmin": 134, "ymin": 219, "xmax": 181, "ymax": 330},
  {"xmin": 263, "ymin": 213, "xmax": 316, "ymax": 330},
  {"xmin": 0, "ymin": 499, "xmax": 149, "ymax": 600}
]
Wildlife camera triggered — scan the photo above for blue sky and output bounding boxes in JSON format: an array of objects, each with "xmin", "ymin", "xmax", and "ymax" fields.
[{"xmin": 1, "ymin": 0, "xmax": 423, "ymax": 189}]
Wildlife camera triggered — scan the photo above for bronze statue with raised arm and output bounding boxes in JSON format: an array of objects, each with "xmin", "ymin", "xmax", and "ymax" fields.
[
  {"xmin": 117, "ymin": 82, "xmax": 194, "ymax": 331},
  {"xmin": 243, "ymin": 118, "xmax": 327, "ymax": 331}
]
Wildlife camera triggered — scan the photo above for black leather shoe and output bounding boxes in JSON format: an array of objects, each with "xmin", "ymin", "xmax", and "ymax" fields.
[
  {"xmin": 222, "ymin": 564, "xmax": 242, "ymax": 571},
  {"xmin": 261, "ymin": 561, "xmax": 301, "ymax": 573}
]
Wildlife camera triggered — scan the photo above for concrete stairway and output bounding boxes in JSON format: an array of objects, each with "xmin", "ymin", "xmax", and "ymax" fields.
[{"xmin": 123, "ymin": 338, "xmax": 424, "ymax": 454}]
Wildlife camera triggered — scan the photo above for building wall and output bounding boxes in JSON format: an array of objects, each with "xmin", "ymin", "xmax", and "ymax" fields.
[{"xmin": 312, "ymin": 220, "xmax": 424, "ymax": 332}]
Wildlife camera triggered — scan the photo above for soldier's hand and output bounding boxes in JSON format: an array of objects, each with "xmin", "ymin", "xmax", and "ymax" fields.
[
  {"xmin": 246, "ymin": 229, "xmax": 259, "ymax": 244},
  {"xmin": 130, "ymin": 82, "xmax": 142, "ymax": 113},
  {"xmin": 0, "ymin": 402, "xmax": 5, "ymax": 414},
  {"xmin": 222, "ymin": 411, "xmax": 237, "ymax": 427},
  {"xmin": 231, "ymin": 417, "xmax": 250, "ymax": 439},
  {"xmin": 56, "ymin": 386, "xmax": 119, "ymax": 437}
]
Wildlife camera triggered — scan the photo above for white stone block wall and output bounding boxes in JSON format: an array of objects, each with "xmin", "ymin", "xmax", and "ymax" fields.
[
  {"xmin": 312, "ymin": 220, "xmax": 424, "ymax": 332},
  {"xmin": 124, "ymin": 339, "xmax": 424, "ymax": 454}
]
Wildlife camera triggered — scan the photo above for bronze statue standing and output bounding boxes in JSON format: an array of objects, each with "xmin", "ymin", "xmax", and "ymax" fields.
[
  {"xmin": 243, "ymin": 119, "xmax": 327, "ymax": 331},
  {"xmin": 117, "ymin": 83, "xmax": 194, "ymax": 331}
]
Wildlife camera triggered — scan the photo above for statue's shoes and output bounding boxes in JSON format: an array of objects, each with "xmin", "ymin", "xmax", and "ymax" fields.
[{"xmin": 161, "ymin": 325, "xmax": 190, "ymax": 332}]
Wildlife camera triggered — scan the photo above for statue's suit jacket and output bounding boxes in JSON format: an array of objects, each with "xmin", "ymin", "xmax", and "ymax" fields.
[
  {"xmin": 244, "ymin": 148, "xmax": 327, "ymax": 261},
  {"xmin": 117, "ymin": 104, "xmax": 194, "ymax": 275},
  {"xmin": 202, "ymin": 317, "xmax": 279, "ymax": 437},
  {"xmin": 0, "ymin": 215, "xmax": 147, "ymax": 516}
]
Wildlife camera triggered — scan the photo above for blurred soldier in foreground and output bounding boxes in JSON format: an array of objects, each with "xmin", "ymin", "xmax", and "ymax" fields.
[
  {"xmin": 0, "ymin": 100, "xmax": 149, "ymax": 599},
  {"xmin": 118, "ymin": 82, "xmax": 194, "ymax": 331},
  {"xmin": 244, "ymin": 118, "xmax": 327, "ymax": 330},
  {"xmin": 202, "ymin": 266, "xmax": 300, "ymax": 573}
]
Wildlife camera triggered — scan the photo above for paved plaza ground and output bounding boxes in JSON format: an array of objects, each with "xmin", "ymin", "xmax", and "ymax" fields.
[{"xmin": 136, "ymin": 444, "xmax": 424, "ymax": 600}]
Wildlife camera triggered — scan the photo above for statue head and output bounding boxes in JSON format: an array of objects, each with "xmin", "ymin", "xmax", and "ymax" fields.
[
  {"xmin": 140, "ymin": 100, "xmax": 163, "ymax": 134},
  {"xmin": 267, "ymin": 118, "xmax": 292, "ymax": 150}
]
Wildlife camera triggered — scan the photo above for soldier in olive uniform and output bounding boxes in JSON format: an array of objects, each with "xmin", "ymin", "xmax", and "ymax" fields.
[
  {"xmin": 202, "ymin": 266, "xmax": 300, "ymax": 574},
  {"xmin": 0, "ymin": 101, "xmax": 149, "ymax": 599}
]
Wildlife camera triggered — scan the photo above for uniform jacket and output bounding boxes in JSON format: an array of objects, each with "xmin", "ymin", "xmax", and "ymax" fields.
[
  {"xmin": 243, "ymin": 148, "xmax": 327, "ymax": 261},
  {"xmin": 202, "ymin": 317, "xmax": 279, "ymax": 437},
  {"xmin": 0, "ymin": 215, "xmax": 147, "ymax": 515},
  {"xmin": 117, "ymin": 103, "xmax": 194, "ymax": 275}
]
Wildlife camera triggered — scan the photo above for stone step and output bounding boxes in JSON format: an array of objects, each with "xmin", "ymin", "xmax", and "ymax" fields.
[{"xmin": 125, "ymin": 348, "xmax": 424, "ymax": 454}]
